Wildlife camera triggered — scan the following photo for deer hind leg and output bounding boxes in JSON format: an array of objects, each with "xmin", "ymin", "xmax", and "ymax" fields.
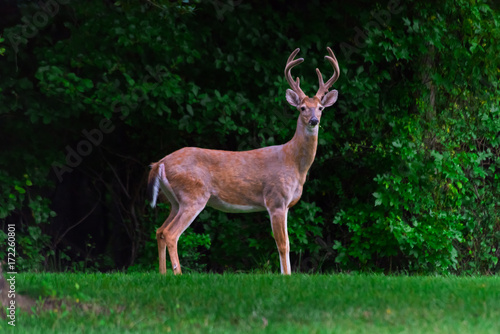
[
  {"xmin": 157, "ymin": 205, "xmax": 179, "ymax": 275},
  {"xmin": 159, "ymin": 200, "xmax": 207, "ymax": 275},
  {"xmin": 269, "ymin": 207, "xmax": 291, "ymax": 275}
]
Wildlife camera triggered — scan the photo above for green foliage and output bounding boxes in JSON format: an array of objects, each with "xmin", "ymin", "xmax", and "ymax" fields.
[
  {"xmin": 0, "ymin": 171, "xmax": 55, "ymax": 271},
  {"xmin": 0, "ymin": 0, "xmax": 499, "ymax": 274},
  {"xmin": 0, "ymin": 35, "xmax": 5, "ymax": 56},
  {"xmin": 328, "ymin": 0, "xmax": 500, "ymax": 274},
  {"xmin": 288, "ymin": 202, "xmax": 324, "ymax": 253}
]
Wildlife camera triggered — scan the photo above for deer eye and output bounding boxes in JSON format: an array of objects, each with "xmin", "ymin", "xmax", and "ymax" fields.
[
  {"xmin": 319, "ymin": 106, "xmax": 324, "ymax": 111},
  {"xmin": 300, "ymin": 107, "xmax": 306, "ymax": 111}
]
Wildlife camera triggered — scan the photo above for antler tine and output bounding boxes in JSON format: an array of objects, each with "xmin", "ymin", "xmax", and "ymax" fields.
[
  {"xmin": 285, "ymin": 48, "xmax": 307, "ymax": 100},
  {"xmin": 324, "ymin": 47, "xmax": 340, "ymax": 88},
  {"xmin": 286, "ymin": 47, "xmax": 301, "ymax": 64},
  {"xmin": 315, "ymin": 47, "xmax": 340, "ymax": 99}
]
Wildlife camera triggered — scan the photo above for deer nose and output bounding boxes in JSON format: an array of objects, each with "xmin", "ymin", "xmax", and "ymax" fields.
[{"xmin": 309, "ymin": 118, "xmax": 319, "ymax": 126}]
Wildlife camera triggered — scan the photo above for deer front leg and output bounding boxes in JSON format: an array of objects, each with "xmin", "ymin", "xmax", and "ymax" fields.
[{"xmin": 269, "ymin": 207, "xmax": 291, "ymax": 275}]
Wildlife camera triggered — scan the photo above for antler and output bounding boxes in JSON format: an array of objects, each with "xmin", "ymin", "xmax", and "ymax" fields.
[
  {"xmin": 285, "ymin": 48, "xmax": 307, "ymax": 101},
  {"xmin": 314, "ymin": 47, "xmax": 340, "ymax": 100}
]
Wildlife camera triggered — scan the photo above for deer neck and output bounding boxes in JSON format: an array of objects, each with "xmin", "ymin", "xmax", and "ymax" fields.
[{"xmin": 284, "ymin": 119, "xmax": 319, "ymax": 177}]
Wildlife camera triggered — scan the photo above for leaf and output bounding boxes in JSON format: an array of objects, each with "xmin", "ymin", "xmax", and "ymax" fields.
[
  {"xmin": 15, "ymin": 185, "xmax": 26, "ymax": 194},
  {"xmin": 392, "ymin": 140, "xmax": 402, "ymax": 148},
  {"xmin": 381, "ymin": 71, "xmax": 391, "ymax": 80},
  {"xmin": 191, "ymin": 85, "xmax": 199, "ymax": 97},
  {"xmin": 123, "ymin": 73, "xmax": 135, "ymax": 86},
  {"xmin": 82, "ymin": 79, "xmax": 94, "ymax": 89}
]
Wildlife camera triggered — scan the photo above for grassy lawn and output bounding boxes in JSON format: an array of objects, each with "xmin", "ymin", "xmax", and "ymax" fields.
[{"xmin": 2, "ymin": 272, "xmax": 499, "ymax": 333}]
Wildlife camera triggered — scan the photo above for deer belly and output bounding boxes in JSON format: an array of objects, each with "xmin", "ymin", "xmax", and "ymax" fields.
[{"xmin": 207, "ymin": 197, "xmax": 266, "ymax": 213}]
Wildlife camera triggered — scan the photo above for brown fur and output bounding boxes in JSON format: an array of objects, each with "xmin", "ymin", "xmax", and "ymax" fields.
[{"xmin": 148, "ymin": 48, "xmax": 339, "ymax": 275}]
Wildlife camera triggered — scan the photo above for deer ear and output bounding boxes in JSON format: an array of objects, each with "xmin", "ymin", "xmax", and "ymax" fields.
[
  {"xmin": 286, "ymin": 89, "xmax": 302, "ymax": 107},
  {"xmin": 321, "ymin": 90, "xmax": 338, "ymax": 108}
]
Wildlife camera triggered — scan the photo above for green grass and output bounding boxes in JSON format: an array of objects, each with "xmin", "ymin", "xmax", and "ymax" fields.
[{"xmin": 3, "ymin": 272, "xmax": 500, "ymax": 333}]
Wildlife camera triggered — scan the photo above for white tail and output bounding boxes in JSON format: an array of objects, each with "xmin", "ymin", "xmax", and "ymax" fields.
[{"xmin": 148, "ymin": 47, "xmax": 340, "ymax": 275}]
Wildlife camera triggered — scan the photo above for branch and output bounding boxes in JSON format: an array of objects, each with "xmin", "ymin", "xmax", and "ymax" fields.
[{"xmin": 53, "ymin": 191, "xmax": 101, "ymax": 248}]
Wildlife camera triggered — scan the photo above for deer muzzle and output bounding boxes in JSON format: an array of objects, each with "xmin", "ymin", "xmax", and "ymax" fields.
[{"xmin": 308, "ymin": 118, "xmax": 319, "ymax": 126}]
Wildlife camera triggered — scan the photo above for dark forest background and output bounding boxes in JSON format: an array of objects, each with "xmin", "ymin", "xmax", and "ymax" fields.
[{"xmin": 0, "ymin": 0, "xmax": 499, "ymax": 274}]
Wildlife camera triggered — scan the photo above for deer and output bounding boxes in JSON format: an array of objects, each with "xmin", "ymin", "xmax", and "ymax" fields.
[{"xmin": 147, "ymin": 47, "xmax": 340, "ymax": 275}]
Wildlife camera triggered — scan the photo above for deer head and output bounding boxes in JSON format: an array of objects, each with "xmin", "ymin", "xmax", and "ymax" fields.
[{"xmin": 285, "ymin": 47, "xmax": 340, "ymax": 133}]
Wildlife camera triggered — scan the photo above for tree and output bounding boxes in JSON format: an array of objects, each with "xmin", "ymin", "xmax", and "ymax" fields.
[{"xmin": 0, "ymin": 0, "xmax": 498, "ymax": 274}]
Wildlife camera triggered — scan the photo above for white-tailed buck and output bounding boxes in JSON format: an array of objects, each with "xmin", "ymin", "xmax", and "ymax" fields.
[{"xmin": 148, "ymin": 47, "xmax": 340, "ymax": 275}]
